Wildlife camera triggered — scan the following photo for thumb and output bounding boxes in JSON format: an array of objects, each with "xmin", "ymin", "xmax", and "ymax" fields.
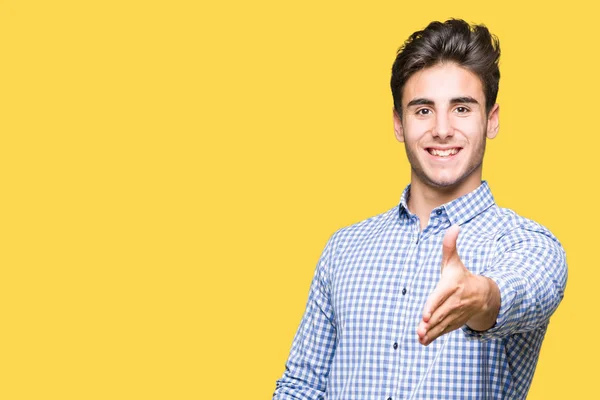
[{"xmin": 441, "ymin": 224, "xmax": 460, "ymax": 268}]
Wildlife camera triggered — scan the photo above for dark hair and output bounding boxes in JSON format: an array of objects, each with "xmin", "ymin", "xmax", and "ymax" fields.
[{"xmin": 391, "ymin": 19, "xmax": 500, "ymax": 118}]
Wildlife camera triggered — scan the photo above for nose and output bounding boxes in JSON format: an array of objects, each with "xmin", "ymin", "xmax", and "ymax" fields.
[{"xmin": 433, "ymin": 112, "xmax": 453, "ymax": 139}]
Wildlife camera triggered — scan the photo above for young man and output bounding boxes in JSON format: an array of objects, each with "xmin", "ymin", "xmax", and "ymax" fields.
[{"xmin": 273, "ymin": 19, "xmax": 567, "ymax": 399}]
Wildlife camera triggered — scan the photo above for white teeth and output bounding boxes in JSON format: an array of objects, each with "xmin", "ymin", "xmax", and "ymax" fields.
[{"xmin": 429, "ymin": 148, "xmax": 459, "ymax": 157}]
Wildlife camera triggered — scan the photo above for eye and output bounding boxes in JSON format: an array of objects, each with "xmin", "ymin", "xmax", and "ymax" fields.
[
  {"xmin": 454, "ymin": 106, "xmax": 469, "ymax": 113},
  {"xmin": 416, "ymin": 108, "xmax": 432, "ymax": 116}
]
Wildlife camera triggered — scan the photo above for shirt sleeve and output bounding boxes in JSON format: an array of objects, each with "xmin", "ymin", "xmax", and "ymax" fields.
[
  {"xmin": 273, "ymin": 234, "xmax": 338, "ymax": 400},
  {"xmin": 461, "ymin": 223, "xmax": 568, "ymax": 342}
]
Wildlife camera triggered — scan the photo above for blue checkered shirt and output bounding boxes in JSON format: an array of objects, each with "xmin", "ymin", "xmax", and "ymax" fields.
[{"xmin": 273, "ymin": 181, "xmax": 567, "ymax": 400}]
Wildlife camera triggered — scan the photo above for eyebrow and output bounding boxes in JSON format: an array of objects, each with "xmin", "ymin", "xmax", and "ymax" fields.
[
  {"xmin": 450, "ymin": 96, "xmax": 479, "ymax": 105},
  {"xmin": 406, "ymin": 96, "xmax": 480, "ymax": 108}
]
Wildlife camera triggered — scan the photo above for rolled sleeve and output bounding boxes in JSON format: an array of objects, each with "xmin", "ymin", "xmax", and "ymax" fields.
[{"xmin": 462, "ymin": 223, "xmax": 568, "ymax": 342}]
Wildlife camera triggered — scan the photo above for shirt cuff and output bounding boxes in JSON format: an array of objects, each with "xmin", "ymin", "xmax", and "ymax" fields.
[{"xmin": 461, "ymin": 270, "xmax": 525, "ymax": 342}]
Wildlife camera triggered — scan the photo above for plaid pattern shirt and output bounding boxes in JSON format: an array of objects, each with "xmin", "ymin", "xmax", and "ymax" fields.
[{"xmin": 273, "ymin": 181, "xmax": 567, "ymax": 400}]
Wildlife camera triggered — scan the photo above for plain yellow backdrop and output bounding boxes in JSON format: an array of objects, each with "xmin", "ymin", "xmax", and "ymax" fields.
[{"xmin": 0, "ymin": 0, "xmax": 596, "ymax": 398}]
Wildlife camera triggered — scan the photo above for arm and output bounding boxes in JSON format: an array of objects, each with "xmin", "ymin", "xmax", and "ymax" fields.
[
  {"xmin": 273, "ymin": 235, "xmax": 337, "ymax": 400},
  {"xmin": 461, "ymin": 223, "xmax": 568, "ymax": 341},
  {"xmin": 417, "ymin": 223, "xmax": 567, "ymax": 345}
]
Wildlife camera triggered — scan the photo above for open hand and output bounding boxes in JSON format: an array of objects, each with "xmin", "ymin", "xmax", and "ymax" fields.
[{"xmin": 417, "ymin": 225, "xmax": 500, "ymax": 346}]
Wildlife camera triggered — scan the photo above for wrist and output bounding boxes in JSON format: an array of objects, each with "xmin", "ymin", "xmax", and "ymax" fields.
[{"xmin": 466, "ymin": 275, "xmax": 501, "ymax": 332}]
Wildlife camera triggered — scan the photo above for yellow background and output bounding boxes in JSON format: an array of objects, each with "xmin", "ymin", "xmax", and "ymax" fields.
[{"xmin": 0, "ymin": 0, "xmax": 595, "ymax": 398}]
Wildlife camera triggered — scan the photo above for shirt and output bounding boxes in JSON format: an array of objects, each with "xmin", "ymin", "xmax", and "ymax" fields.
[{"xmin": 273, "ymin": 181, "xmax": 567, "ymax": 400}]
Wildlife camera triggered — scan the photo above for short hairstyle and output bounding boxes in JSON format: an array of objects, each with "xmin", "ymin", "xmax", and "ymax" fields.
[{"xmin": 390, "ymin": 19, "xmax": 501, "ymax": 118}]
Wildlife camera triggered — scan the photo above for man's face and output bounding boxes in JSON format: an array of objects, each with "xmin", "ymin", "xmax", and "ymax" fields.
[{"xmin": 393, "ymin": 62, "xmax": 499, "ymax": 190}]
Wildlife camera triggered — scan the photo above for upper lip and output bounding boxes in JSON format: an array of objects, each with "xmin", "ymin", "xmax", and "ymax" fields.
[{"xmin": 425, "ymin": 146, "xmax": 462, "ymax": 150}]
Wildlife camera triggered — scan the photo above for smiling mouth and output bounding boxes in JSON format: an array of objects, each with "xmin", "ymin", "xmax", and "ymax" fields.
[{"xmin": 426, "ymin": 148, "xmax": 462, "ymax": 157}]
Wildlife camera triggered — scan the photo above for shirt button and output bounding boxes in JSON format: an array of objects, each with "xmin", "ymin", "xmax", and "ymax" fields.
[
  {"xmin": 436, "ymin": 209, "xmax": 442, "ymax": 215},
  {"xmin": 402, "ymin": 287, "xmax": 407, "ymax": 295},
  {"xmin": 393, "ymin": 342, "xmax": 398, "ymax": 350}
]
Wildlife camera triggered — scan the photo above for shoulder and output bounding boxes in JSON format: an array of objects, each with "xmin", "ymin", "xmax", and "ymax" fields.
[
  {"xmin": 481, "ymin": 205, "xmax": 564, "ymax": 253},
  {"xmin": 327, "ymin": 205, "xmax": 399, "ymax": 256}
]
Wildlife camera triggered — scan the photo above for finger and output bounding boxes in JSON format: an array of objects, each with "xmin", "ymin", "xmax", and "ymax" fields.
[
  {"xmin": 441, "ymin": 224, "xmax": 461, "ymax": 268},
  {"xmin": 422, "ymin": 280, "xmax": 455, "ymax": 322},
  {"xmin": 419, "ymin": 318, "xmax": 461, "ymax": 346},
  {"xmin": 426, "ymin": 297, "xmax": 458, "ymax": 331},
  {"xmin": 419, "ymin": 315, "xmax": 463, "ymax": 345},
  {"xmin": 419, "ymin": 325, "xmax": 443, "ymax": 346},
  {"xmin": 417, "ymin": 320, "xmax": 427, "ymax": 339}
]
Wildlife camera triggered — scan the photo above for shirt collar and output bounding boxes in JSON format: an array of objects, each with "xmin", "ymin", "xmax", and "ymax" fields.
[{"xmin": 398, "ymin": 181, "xmax": 495, "ymax": 226}]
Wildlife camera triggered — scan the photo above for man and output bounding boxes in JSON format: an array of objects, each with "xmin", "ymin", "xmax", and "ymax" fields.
[{"xmin": 273, "ymin": 19, "xmax": 567, "ymax": 399}]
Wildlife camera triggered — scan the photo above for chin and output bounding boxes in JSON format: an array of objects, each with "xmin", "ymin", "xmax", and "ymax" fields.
[
  {"xmin": 427, "ymin": 179, "xmax": 461, "ymax": 188},
  {"xmin": 420, "ymin": 170, "xmax": 468, "ymax": 189},
  {"xmin": 421, "ymin": 171, "xmax": 461, "ymax": 187}
]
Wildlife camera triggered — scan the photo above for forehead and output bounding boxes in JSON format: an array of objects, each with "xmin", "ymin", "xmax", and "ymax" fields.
[{"xmin": 403, "ymin": 63, "xmax": 484, "ymax": 106}]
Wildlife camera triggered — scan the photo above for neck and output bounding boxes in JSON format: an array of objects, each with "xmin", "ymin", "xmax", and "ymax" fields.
[{"xmin": 407, "ymin": 172, "xmax": 482, "ymax": 231}]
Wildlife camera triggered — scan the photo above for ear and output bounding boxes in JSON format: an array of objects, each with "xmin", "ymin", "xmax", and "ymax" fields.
[
  {"xmin": 393, "ymin": 108, "xmax": 405, "ymax": 142},
  {"xmin": 486, "ymin": 103, "xmax": 500, "ymax": 139}
]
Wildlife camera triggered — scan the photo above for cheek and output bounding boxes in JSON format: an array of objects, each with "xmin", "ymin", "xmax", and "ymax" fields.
[
  {"xmin": 454, "ymin": 118, "xmax": 486, "ymax": 140},
  {"xmin": 454, "ymin": 116, "xmax": 481, "ymax": 130},
  {"xmin": 404, "ymin": 119, "xmax": 433, "ymax": 143}
]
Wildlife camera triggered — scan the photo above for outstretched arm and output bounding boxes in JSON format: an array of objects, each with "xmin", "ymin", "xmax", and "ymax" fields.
[{"xmin": 417, "ymin": 223, "xmax": 567, "ymax": 345}]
